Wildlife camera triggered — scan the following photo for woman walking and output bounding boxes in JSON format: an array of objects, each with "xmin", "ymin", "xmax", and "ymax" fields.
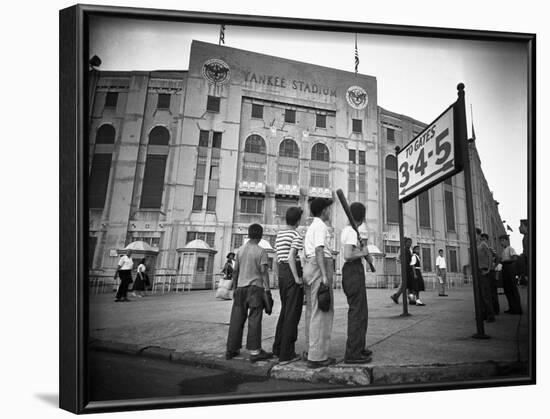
[
  {"xmin": 410, "ymin": 245, "xmax": 426, "ymax": 306},
  {"xmin": 132, "ymin": 258, "xmax": 148, "ymax": 298}
]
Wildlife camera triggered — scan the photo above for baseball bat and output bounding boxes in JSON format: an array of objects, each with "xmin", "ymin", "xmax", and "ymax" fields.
[{"xmin": 336, "ymin": 189, "xmax": 376, "ymax": 272}]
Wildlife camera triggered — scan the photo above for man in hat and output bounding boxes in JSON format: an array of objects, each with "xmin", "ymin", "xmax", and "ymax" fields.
[
  {"xmin": 518, "ymin": 219, "xmax": 528, "ymax": 286},
  {"xmin": 499, "ymin": 234, "xmax": 522, "ymax": 314},
  {"xmin": 303, "ymin": 197, "xmax": 335, "ymax": 369}
]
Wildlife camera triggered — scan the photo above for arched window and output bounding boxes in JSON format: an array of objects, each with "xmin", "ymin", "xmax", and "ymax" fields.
[
  {"xmin": 311, "ymin": 143, "xmax": 329, "ymax": 162},
  {"xmin": 148, "ymin": 126, "xmax": 170, "ymax": 146},
  {"xmin": 279, "ymin": 139, "xmax": 299, "ymax": 158},
  {"xmin": 96, "ymin": 124, "xmax": 115, "ymax": 144},
  {"xmin": 140, "ymin": 126, "xmax": 170, "ymax": 209},
  {"xmin": 245, "ymin": 134, "xmax": 266, "ymax": 154},
  {"xmin": 385, "ymin": 155, "xmax": 398, "ymax": 223}
]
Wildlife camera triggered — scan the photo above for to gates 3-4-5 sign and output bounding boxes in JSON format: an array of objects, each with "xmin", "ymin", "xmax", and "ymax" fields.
[{"xmin": 397, "ymin": 104, "xmax": 463, "ymax": 202}]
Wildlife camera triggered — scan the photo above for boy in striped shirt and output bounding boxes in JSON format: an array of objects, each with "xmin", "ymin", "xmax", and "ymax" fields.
[{"xmin": 272, "ymin": 207, "xmax": 304, "ymax": 362}]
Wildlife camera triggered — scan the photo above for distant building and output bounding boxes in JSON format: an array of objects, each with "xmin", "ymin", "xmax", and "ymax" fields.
[{"xmin": 87, "ymin": 40, "xmax": 506, "ymax": 288}]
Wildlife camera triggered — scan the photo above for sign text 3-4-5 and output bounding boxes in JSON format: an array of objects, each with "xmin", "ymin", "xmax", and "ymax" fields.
[{"xmin": 397, "ymin": 106, "xmax": 455, "ymax": 201}]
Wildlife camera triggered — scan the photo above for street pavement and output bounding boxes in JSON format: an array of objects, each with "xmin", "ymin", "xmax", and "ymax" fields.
[{"xmin": 89, "ymin": 283, "xmax": 530, "ymax": 387}]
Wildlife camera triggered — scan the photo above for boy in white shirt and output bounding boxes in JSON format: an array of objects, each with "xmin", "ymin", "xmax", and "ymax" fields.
[
  {"xmin": 435, "ymin": 249, "xmax": 448, "ymax": 297},
  {"xmin": 340, "ymin": 202, "xmax": 373, "ymax": 364}
]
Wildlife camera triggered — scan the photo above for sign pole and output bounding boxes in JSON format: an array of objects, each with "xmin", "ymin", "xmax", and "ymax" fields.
[
  {"xmin": 395, "ymin": 146, "xmax": 409, "ymax": 317},
  {"xmin": 455, "ymin": 83, "xmax": 489, "ymax": 339}
]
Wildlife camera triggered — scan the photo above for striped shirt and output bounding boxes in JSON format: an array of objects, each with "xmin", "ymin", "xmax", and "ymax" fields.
[{"xmin": 275, "ymin": 228, "xmax": 303, "ymax": 263}]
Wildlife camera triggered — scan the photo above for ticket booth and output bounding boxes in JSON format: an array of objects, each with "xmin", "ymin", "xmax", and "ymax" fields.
[{"xmin": 177, "ymin": 239, "xmax": 217, "ymax": 289}]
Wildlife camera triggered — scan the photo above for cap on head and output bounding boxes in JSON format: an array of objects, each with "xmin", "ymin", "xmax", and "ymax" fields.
[{"xmin": 310, "ymin": 197, "xmax": 333, "ymax": 217}]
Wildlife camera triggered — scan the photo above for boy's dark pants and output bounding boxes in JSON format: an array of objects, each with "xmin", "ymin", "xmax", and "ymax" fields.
[
  {"xmin": 226, "ymin": 285, "xmax": 264, "ymax": 352},
  {"xmin": 115, "ymin": 270, "xmax": 132, "ymax": 300},
  {"xmin": 273, "ymin": 263, "xmax": 304, "ymax": 361},
  {"xmin": 342, "ymin": 259, "xmax": 368, "ymax": 360},
  {"xmin": 502, "ymin": 263, "xmax": 522, "ymax": 314}
]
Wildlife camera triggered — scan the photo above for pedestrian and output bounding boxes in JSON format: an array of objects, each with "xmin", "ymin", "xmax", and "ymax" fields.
[
  {"xmin": 131, "ymin": 258, "xmax": 147, "ymax": 298},
  {"xmin": 225, "ymin": 223, "xmax": 273, "ymax": 363},
  {"xmin": 488, "ymin": 245, "xmax": 501, "ymax": 315},
  {"xmin": 477, "ymin": 233, "xmax": 496, "ymax": 323},
  {"xmin": 390, "ymin": 237, "xmax": 413, "ymax": 304},
  {"xmin": 435, "ymin": 249, "xmax": 448, "ymax": 297},
  {"xmin": 272, "ymin": 207, "xmax": 304, "ymax": 363},
  {"xmin": 303, "ymin": 197, "xmax": 335, "ymax": 369},
  {"xmin": 222, "ymin": 252, "xmax": 236, "ymax": 281},
  {"xmin": 114, "ymin": 249, "xmax": 133, "ymax": 302},
  {"xmin": 341, "ymin": 202, "xmax": 373, "ymax": 364},
  {"xmin": 518, "ymin": 219, "xmax": 528, "ymax": 286},
  {"xmin": 216, "ymin": 253, "xmax": 236, "ymax": 300},
  {"xmin": 410, "ymin": 245, "xmax": 426, "ymax": 306},
  {"xmin": 499, "ymin": 234, "xmax": 523, "ymax": 314}
]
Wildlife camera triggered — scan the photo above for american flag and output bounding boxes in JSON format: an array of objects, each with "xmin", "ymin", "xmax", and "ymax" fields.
[
  {"xmin": 219, "ymin": 25, "xmax": 225, "ymax": 45},
  {"xmin": 354, "ymin": 34, "xmax": 359, "ymax": 74}
]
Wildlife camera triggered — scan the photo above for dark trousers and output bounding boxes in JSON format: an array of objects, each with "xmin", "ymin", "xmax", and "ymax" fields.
[
  {"xmin": 226, "ymin": 285, "xmax": 264, "ymax": 352},
  {"xmin": 479, "ymin": 271, "xmax": 495, "ymax": 321},
  {"xmin": 273, "ymin": 263, "xmax": 304, "ymax": 361},
  {"xmin": 342, "ymin": 259, "xmax": 368, "ymax": 360},
  {"xmin": 115, "ymin": 270, "xmax": 132, "ymax": 300},
  {"xmin": 502, "ymin": 263, "xmax": 522, "ymax": 314},
  {"xmin": 489, "ymin": 271, "xmax": 500, "ymax": 314}
]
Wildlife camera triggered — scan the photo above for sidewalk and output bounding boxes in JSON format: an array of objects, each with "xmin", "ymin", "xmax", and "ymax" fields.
[{"xmin": 89, "ymin": 285, "xmax": 530, "ymax": 386}]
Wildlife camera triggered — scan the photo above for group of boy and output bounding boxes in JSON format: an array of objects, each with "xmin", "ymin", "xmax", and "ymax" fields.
[{"xmin": 224, "ymin": 197, "xmax": 373, "ymax": 368}]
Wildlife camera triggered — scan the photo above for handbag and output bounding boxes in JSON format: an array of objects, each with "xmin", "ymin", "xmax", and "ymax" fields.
[
  {"xmin": 263, "ymin": 290, "xmax": 274, "ymax": 315},
  {"xmin": 317, "ymin": 282, "xmax": 331, "ymax": 312}
]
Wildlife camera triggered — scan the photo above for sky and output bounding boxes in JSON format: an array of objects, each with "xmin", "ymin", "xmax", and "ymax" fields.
[{"xmin": 89, "ymin": 17, "xmax": 528, "ymax": 250}]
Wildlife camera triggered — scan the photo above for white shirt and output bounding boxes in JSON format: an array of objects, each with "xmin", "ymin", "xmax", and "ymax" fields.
[
  {"xmin": 304, "ymin": 217, "xmax": 332, "ymax": 258},
  {"xmin": 118, "ymin": 255, "xmax": 133, "ymax": 270},
  {"xmin": 341, "ymin": 225, "xmax": 366, "ymax": 266},
  {"xmin": 501, "ymin": 246, "xmax": 517, "ymax": 262},
  {"xmin": 436, "ymin": 255, "xmax": 447, "ymax": 269},
  {"xmin": 137, "ymin": 263, "xmax": 146, "ymax": 273}
]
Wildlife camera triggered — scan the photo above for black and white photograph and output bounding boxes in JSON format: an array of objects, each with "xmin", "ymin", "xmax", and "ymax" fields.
[
  {"xmin": 5, "ymin": 1, "xmax": 547, "ymax": 418},
  {"xmin": 64, "ymin": 4, "xmax": 536, "ymax": 411}
]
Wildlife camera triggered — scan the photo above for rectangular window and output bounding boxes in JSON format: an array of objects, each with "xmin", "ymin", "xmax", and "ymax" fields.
[
  {"xmin": 251, "ymin": 104, "xmax": 263, "ymax": 119},
  {"xmin": 206, "ymin": 95, "xmax": 220, "ymax": 112},
  {"xmin": 384, "ymin": 244, "xmax": 400, "ymax": 254},
  {"xmin": 232, "ymin": 234, "xmax": 245, "ymax": 249},
  {"xmin": 157, "ymin": 93, "xmax": 171, "ymax": 110},
  {"xmin": 104, "ymin": 92, "xmax": 118, "ymax": 108},
  {"xmin": 212, "ymin": 132, "xmax": 222, "ymax": 148},
  {"xmin": 418, "ymin": 191, "xmax": 431, "ymax": 228},
  {"xmin": 444, "ymin": 177, "xmax": 453, "ymax": 186},
  {"xmin": 310, "ymin": 168, "xmax": 329, "ymax": 188},
  {"xmin": 277, "ymin": 164, "xmax": 298, "ymax": 185},
  {"xmin": 421, "ymin": 247, "xmax": 432, "ymax": 272},
  {"xmin": 209, "ymin": 160, "xmax": 219, "ymax": 180},
  {"xmin": 352, "ymin": 119, "xmax": 362, "ymax": 133},
  {"xmin": 206, "ymin": 196, "xmax": 216, "ymax": 212},
  {"xmin": 448, "ymin": 247, "xmax": 458, "ymax": 272},
  {"xmin": 241, "ymin": 197, "xmax": 263, "ymax": 214},
  {"xmin": 242, "ymin": 162, "xmax": 264, "ymax": 182},
  {"xmin": 196, "ymin": 156, "xmax": 207, "ymax": 179},
  {"xmin": 89, "ymin": 153, "xmax": 112, "ymax": 209},
  {"xmin": 140, "ymin": 155, "xmax": 167, "ymax": 209},
  {"xmin": 348, "ymin": 149, "xmax": 356, "ymax": 163},
  {"xmin": 358, "ymin": 172, "xmax": 366, "ymax": 193},
  {"xmin": 445, "ymin": 190, "xmax": 456, "ymax": 232},
  {"xmin": 192, "ymin": 195, "xmax": 203, "ymax": 211},
  {"xmin": 197, "ymin": 257, "xmax": 205, "ymax": 272},
  {"xmin": 316, "ymin": 114, "xmax": 326, "ymax": 128},
  {"xmin": 348, "ymin": 170, "xmax": 356, "ymax": 193},
  {"xmin": 199, "ymin": 130, "xmax": 209, "ymax": 147},
  {"xmin": 186, "ymin": 232, "xmax": 215, "ymax": 248},
  {"xmin": 276, "ymin": 199, "xmax": 298, "ymax": 217},
  {"xmin": 358, "ymin": 150, "xmax": 366, "ymax": 165},
  {"xmin": 285, "ymin": 109, "xmax": 296, "ymax": 123},
  {"xmin": 387, "ymin": 127, "xmax": 395, "ymax": 142},
  {"xmin": 385, "ymin": 177, "xmax": 398, "ymax": 223}
]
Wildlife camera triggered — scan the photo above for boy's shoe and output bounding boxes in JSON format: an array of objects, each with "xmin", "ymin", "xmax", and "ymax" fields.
[
  {"xmin": 361, "ymin": 348, "xmax": 373, "ymax": 358},
  {"xmin": 390, "ymin": 294, "xmax": 399, "ymax": 304},
  {"xmin": 225, "ymin": 350, "xmax": 240, "ymax": 360},
  {"xmin": 415, "ymin": 299, "xmax": 425, "ymax": 306},
  {"xmin": 307, "ymin": 357, "xmax": 336, "ymax": 369},
  {"xmin": 250, "ymin": 349, "xmax": 273, "ymax": 363}
]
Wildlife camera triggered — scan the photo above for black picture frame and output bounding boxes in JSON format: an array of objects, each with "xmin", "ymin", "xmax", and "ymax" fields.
[{"xmin": 59, "ymin": 4, "xmax": 536, "ymax": 414}]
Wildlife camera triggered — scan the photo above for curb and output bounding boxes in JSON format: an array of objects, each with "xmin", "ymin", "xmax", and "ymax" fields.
[{"xmin": 89, "ymin": 339, "xmax": 528, "ymax": 386}]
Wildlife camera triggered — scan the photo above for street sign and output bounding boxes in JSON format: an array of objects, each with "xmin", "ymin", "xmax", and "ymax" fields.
[{"xmin": 396, "ymin": 103, "xmax": 463, "ymax": 202}]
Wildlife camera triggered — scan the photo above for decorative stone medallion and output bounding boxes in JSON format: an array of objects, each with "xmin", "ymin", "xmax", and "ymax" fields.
[
  {"xmin": 346, "ymin": 85, "xmax": 368, "ymax": 110},
  {"xmin": 202, "ymin": 58, "xmax": 231, "ymax": 85}
]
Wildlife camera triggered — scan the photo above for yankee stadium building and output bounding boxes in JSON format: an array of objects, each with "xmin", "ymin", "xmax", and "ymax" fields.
[{"xmin": 87, "ymin": 40, "xmax": 506, "ymax": 289}]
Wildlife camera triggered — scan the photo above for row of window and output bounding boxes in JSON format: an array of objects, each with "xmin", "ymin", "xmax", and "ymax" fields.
[{"xmin": 104, "ymin": 92, "xmax": 171, "ymax": 111}]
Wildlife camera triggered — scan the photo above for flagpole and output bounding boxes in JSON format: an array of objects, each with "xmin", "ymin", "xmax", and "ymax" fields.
[{"xmin": 354, "ymin": 33, "xmax": 359, "ymax": 74}]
